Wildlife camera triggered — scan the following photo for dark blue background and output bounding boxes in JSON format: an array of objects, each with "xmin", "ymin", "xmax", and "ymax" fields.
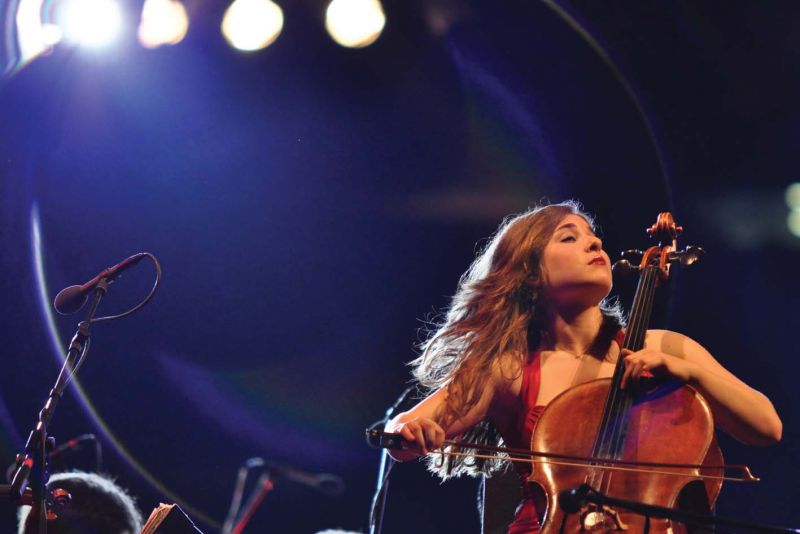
[{"xmin": 1, "ymin": 1, "xmax": 798, "ymax": 532}]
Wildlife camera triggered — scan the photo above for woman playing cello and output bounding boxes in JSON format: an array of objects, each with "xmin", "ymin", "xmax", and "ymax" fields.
[{"xmin": 386, "ymin": 201, "xmax": 782, "ymax": 533}]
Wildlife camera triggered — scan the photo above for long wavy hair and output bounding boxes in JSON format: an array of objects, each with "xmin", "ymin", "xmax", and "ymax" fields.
[{"xmin": 412, "ymin": 201, "xmax": 624, "ymax": 479}]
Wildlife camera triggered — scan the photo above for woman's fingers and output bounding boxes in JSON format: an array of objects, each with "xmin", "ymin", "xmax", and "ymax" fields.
[
  {"xmin": 398, "ymin": 419, "xmax": 444, "ymax": 455},
  {"xmin": 422, "ymin": 421, "xmax": 444, "ymax": 450},
  {"xmin": 621, "ymin": 351, "xmax": 647, "ymax": 389}
]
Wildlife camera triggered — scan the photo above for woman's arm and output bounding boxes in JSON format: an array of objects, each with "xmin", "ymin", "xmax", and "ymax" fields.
[
  {"xmin": 622, "ymin": 329, "xmax": 782, "ymax": 446},
  {"xmin": 385, "ymin": 365, "xmax": 504, "ymax": 461}
]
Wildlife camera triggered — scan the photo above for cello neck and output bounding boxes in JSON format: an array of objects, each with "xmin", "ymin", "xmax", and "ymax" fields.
[
  {"xmin": 610, "ymin": 264, "xmax": 660, "ymax": 391},
  {"xmin": 592, "ymin": 263, "xmax": 660, "ymax": 460}
]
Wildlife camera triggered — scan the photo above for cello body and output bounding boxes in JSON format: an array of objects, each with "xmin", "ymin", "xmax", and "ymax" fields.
[{"xmin": 528, "ymin": 378, "xmax": 723, "ymax": 533}]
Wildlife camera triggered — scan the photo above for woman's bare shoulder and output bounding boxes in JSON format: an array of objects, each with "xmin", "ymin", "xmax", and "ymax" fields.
[{"xmin": 645, "ymin": 329, "xmax": 697, "ymax": 358}]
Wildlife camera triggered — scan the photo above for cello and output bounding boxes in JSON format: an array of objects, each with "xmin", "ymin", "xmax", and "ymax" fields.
[{"xmin": 528, "ymin": 212, "xmax": 723, "ymax": 533}]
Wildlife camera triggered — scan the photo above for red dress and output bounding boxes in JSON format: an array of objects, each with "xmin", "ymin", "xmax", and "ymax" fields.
[{"xmin": 496, "ymin": 349, "xmax": 546, "ymax": 534}]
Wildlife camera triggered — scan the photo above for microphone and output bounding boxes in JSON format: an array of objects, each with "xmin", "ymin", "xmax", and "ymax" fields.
[
  {"xmin": 245, "ymin": 458, "xmax": 345, "ymax": 496},
  {"xmin": 6, "ymin": 434, "xmax": 97, "ymax": 482},
  {"xmin": 558, "ymin": 483, "xmax": 594, "ymax": 514},
  {"xmin": 50, "ymin": 433, "xmax": 96, "ymax": 459},
  {"xmin": 54, "ymin": 253, "xmax": 148, "ymax": 314},
  {"xmin": 364, "ymin": 386, "xmax": 421, "ymax": 445}
]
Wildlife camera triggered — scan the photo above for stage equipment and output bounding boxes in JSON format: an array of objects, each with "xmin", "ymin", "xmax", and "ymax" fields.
[
  {"xmin": 5, "ymin": 433, "xmax": 101, "ymax": 482},
  {"xmin": 221, "ymin": 457, "xmax": 344, "ymax": 534},
  {"xmin": 141, "ymin": 502, "xmax": 204, "ymax": 533},
  {"xmin": 7, "ymin": 252, "xmax": 161, "ymax": 534},
  {"xmin": 54, "ymin": 253, "xmax": 149, "ymax": 314},
  {"xmin": 364, "ymin": 385, "xmax": 421, "ymax": 534},
  {"xmin": 558, "ymin": 484, "xmax": 799, "ymax": 533}
]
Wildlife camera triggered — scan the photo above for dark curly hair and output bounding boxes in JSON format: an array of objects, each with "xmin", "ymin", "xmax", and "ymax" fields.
[{"xmin": 18, "ymin": 471, "xmax": 143, "ymax": 534}]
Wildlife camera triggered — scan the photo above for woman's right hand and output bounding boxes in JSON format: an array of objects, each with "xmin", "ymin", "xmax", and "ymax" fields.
[{"xmin": 386, "ymin": 417, "xmax": 446, "ymax": 460}]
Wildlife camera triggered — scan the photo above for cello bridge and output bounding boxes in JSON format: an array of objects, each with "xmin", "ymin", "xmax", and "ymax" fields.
[{"xmin": 579, "ymin": 505, "xmax": 629, "ymax": 531}]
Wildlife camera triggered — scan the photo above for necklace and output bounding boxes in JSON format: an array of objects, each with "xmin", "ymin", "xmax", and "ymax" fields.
[
  {"xmin": 551, "ymin": 346, "xmax": 590, "ymax": 359},
  {"xmin": 540, "ymin": 331, "xmax": 592, "ymax": 359},
  {"xmin": 562, "ymin": 349, "xmax": 587, "ymax": 388},
  {"xmin": 540, "ymin": 348, "xmax": 589, "ymax": 389}
]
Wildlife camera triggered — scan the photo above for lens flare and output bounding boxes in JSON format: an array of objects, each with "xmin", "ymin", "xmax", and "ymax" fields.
[{"xmin": 5, "ymin": 0, "xmax": 61, "ymax": 77}]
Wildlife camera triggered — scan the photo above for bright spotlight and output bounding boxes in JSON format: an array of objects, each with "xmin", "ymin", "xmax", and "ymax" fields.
[
  {"xmin": 41, "ymin": 24, "xmax": 63, "ymax": 46},
  {"xmin": 325, "ymin": 0, "xmax": 385, "ymax": 48},
  {"xmin": 138, "ymin": 0, "xmax": 189, "ymax": 49},
  {"xmin": 785, "ymin": 182, "xmax": 800, "ymax": 210},
  {"xmin": 788, "ymin": 210, "xmax": 800, "ymax": 238},
  {"xmin": 58, "ymin": 0, "xmax": 123, "ymax": 48},
  {"xmin": 221, "ymin": 0, "xmax": 283, "ymax": 52}
]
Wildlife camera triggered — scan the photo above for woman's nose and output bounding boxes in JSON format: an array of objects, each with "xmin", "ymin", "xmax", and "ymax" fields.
[{"xmin": 586, "ymin": 236, "xmax": 602, "ymax": 251}]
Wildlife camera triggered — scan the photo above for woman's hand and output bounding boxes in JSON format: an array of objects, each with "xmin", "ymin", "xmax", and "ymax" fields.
[
  {"xmin": 391, "ymin": 417, "xmax": 446, "ymax": 456},
  {"xmin": 620, "ymin": 348, "xmax": 697, "ymax": 390}
]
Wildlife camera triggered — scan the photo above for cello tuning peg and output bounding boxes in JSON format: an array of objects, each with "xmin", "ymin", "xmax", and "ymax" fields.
[
  {"xmin": 620, "ymin": 249, "xmax": 643, "ymax": 262},
  {"xmin": 671, "ymin": 246, "xmax": 705, "ymax": 267},
  {"xmin": 612, "ymin": 259, "xmax": 639, "ymax": 276}
]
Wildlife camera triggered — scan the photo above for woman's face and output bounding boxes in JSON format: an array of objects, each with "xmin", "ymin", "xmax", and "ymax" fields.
[{"xmin": 539, "ymin": 214, "xmax": 612, "ymax": 309}]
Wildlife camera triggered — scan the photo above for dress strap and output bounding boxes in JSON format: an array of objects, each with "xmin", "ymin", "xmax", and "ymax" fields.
[
  {"xmin": 613, "ymin": 328, "xmax": 626, "ymax": 347},
  {"xmin": 518, "ymin": 351, "xmax": 542, "ymax": 427}
]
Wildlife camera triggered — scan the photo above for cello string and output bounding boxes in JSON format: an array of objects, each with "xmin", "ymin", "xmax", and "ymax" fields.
[
  {"xmin": 597, "ymin": 262, "xmax": 648, "ymax": 448},
  {"xmin": 585, "ymin": 264, "xmax": 647, "ymax": 491},
  {"xmin": 611, "ymin": 265, "xmax": 658, "ymax": 492},
  {"xmin": 601, "ymin": 265, "xmax": 658, "ymax": 496},
  {"xmin": 585, "ymin": 272, "xmax": 634, "ymax": 491},
  {"xmin": 591, "ymin": 264, "xmax": 648, "ymax": 489},
  {"xmin": 610, "ymin": 266, "xmax": 654, "ymax": 451}
]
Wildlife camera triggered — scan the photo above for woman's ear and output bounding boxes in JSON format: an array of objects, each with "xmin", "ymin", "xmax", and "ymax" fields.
[{"xmin": 526, "ymin": 263, "xmax": 543, "ymax": 288}]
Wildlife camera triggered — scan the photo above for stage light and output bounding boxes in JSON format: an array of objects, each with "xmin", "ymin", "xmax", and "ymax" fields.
[
  {"xmin": 325, "ymin": 0, "xmax": 385, "ymax": 49},
  {"xmin": 58, "ymin": 0, "xmax": 123, "ymax": 48},
  {"xmin": 788, "ymin": 210, "xmax": 800, "ymax": 238},
  {"xmin": 138, "ymin": 0, "xmax": 189, "ymax": 49},
  {"xmin": 221, "ymin": 0, "xmax": 283, "ymax": 52},
  {"xmin": 785, "ymin": 182, "xmax": 800, "ymax": 210},
  {"xmin": 40, "ymin": 24, "xmax": 63, "ymax": 46}
]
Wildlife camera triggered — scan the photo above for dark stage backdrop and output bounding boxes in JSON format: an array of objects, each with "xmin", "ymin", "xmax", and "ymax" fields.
[{"xmin": 0, "ymin": 1, "xmax": 798, "ymax": 532}]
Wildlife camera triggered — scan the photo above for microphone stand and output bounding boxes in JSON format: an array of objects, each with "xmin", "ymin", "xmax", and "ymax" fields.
[
  {"xmin": 229, "ymin": 473, "xmax": 274, "ymax": 534},
  {"xmin": 367, "ymin": 420, "xmax": 393, "ymax": 534},
  {"xmin": 9, "ymin": 279, "xmax": 110, "ymax": 534},
  {"xmin": 367, "ymin": 386, "xmax": 418, "ymax": 534},
  {"xmin": 560, "ymin": 484, "xmax": 800, "ymax": 534}
]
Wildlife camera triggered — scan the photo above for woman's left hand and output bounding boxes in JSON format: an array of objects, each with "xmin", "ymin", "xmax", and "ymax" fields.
[{"xmin": 620, "ymin": 348, "xmax": 697, "ymax": 390}]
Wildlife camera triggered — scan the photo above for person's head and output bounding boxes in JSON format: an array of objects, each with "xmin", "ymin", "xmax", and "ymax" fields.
[
  {"xmin": 18, "ymin": 471, "xmax": 143, "ymax": 534},
  {"xmin": 538, "ymin": 211, "xmax": 612, "ymax": 314},
  {"xmin": 467, "ymin": 201, "xmax": 611, "ymax": 318},
  {"xmin": 412, "ymin": 201, "xmax": 622, "ymax": 478}
]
